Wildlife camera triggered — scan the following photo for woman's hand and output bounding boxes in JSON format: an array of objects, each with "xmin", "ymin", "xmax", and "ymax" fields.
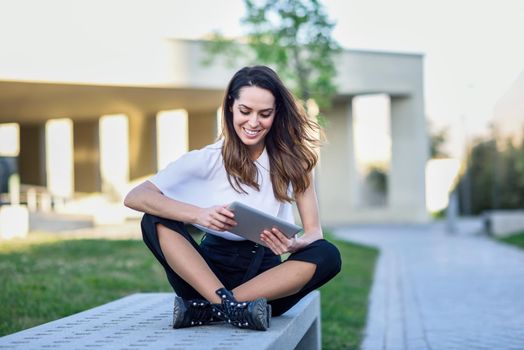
[
  {"xmin": 260, "ymin": 228, "xmax": 318, "ymax": 255},
  {"xmin": 195, "ymin": 205, "xmax": 237, "ymax": 231}
]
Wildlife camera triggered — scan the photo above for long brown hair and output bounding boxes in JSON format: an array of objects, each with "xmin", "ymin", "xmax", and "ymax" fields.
[{"xmin": 221, "ymin": 66, "xmax": 322, "ymax": 202}]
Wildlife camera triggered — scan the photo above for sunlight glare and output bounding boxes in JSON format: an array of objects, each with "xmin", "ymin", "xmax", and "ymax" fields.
[
  {"xmin": 156, "ymin": 110, "xmax": 188, "ymax": 170},
  {"xmin": 353, "ymin": 94, "xmax": 391, "ymax": 168},
  {"xmin": 425, "ymin": 158, "xmax": 461, "ymax": 213},
  {"xmin": 100, "ymin": 114, "xmax": 129, "ymax": 197},
  {"xmin": 216, "ymin": 107, "xmax": 223, "ymax": 138},
  {"xmin": 0, "ymin": 123, "xmax": 20, "ymax": 156},
  {"xmin": 45, "ymin": 119, "xmax": 74, "ymax": 198}
]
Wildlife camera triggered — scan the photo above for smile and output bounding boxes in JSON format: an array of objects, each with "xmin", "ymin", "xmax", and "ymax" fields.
[{"xmin": 243, "ymin": 128, "xmax": 261, "ymax": 136}]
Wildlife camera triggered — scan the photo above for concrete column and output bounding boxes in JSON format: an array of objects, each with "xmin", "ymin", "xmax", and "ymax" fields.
[
  {"xmin": 390, "ymin": 94, "xmax": 429, "ymax": 222},
  {"xmin": 347, "ymin": 100, "xmax": 360, "ymax": 211},
  {"xmin": 18, "ymin": 123, "xmax": 46, "ymax": 186},
  {"xmin": 188, "ymin": 110, "xmax": 217, "ymax": 151},
  {"xmin": 318, "ymin": 99, "xmax": 359, "ymax": 225},
  {"xmin": 128, "ymin": 111, "xmax": 156, "ymax": 181},
  {"xmin": 73, "ymin": 119, "xmax": 101, "ymax": 192}
]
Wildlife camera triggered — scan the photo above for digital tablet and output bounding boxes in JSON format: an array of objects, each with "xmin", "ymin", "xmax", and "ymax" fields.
[{"xmin": 227, "ymin": 201, "xmax": 302, "ymax": 247}]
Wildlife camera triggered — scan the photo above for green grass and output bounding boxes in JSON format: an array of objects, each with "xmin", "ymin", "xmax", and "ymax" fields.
[
  {"xmin": 497, "ymin": 230, "xmax": 524, "ymax": 250},
  {"xmin": 320, "ymin": 233, "xmax": 378, "ymax": 349},
  {"xmin": 0, "ymin": 235, "xmax": 171, "ymax": 335},
  {"xmin": 0, "ymin": 232, "xmax": 378, "ymax": 349}
]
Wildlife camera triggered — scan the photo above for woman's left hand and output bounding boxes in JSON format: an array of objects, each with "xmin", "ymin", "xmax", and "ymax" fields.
[{"xmin": 260, "ymin": 228, "xmax": 312, "ymax": 255}]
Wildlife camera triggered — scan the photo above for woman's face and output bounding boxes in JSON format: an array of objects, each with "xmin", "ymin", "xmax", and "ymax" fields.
[{"xmin": 231, "ymin": 86, "xmax": 276, "ymax": 159}]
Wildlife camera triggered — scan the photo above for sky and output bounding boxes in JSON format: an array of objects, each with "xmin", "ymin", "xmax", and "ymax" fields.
[{"xmin": 1, "ymin": 0, "xmax": 524, "ymax": 158}]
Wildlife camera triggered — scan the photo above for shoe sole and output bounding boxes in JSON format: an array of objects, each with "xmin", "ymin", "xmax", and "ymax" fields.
[
  {"xmin": 251, "ymin": 298, "xmax": 269, "ymax": 331},
  {"xmin": 266, "ymin": 304, "xmax": 272, "ymax": 329},
  {"xmin": 172, "ymin": 296, "xmax": 186, "ymax": 329}
]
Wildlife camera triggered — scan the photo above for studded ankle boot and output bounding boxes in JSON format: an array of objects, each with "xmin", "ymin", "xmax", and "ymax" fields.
[
  {"xmin": 211, "ymin": 288, "xmax": 271, "ymax": 331},
  {"xmin": 172, "ymin": 296, "xmax": 218, "ymax": 328}
]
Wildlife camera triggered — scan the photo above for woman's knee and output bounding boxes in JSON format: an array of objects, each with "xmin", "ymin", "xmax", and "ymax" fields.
[
  {"xmin": 140, "ymin": 213, "xmax": 157, "ymax": 243},
  {"xmin": 289, "ymin": 239, "xmax": 341, "ymax": 281},
  {"xmin": 313, "ymin": 240, "xmax": 342, "ymax": 279},
  {"xmin": 141, "ymin": 214, "xmax": 185, "ymax": 240}
]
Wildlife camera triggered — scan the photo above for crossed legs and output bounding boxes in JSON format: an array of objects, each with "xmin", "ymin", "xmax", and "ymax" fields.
[
  {"xmin": 156, "ymin": 223, "xmax": 317, "ymax": 304},
  {"xmin": 157, "ymin": 224, "xmax": 224, "ymax": 303}
]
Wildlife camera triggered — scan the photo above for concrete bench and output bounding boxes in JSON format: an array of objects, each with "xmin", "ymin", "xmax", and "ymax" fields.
[
  {"xmin": 0, "ymin": 291, "xmax": 321, "ymax": 350},
  {"xmin": 483, "ymin": 209, "xmax": 524, "ymax": 237}
]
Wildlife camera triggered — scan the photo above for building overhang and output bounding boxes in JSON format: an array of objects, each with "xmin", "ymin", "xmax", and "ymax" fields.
[
  {"xmin": 0, "ymin": 80, "xmax": 223, "ymax": 123},
  {"xmin": 0, "ymin": 39, "xmax": 424, "ymax": 124}
]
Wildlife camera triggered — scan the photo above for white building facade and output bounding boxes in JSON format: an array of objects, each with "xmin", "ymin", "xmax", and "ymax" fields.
[{"xmin": 0, "ymin": 39, "xmax": 429, "ymax": 226}]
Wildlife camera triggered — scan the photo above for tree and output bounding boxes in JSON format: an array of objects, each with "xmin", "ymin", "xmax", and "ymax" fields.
[
  {"xmin": 205, "ymin": 0, "xmax": 340, "ymax": 114},
  {"xmin": 459, "ymin": 137, "xmax": 497, "ymax": 214},
  {"xmin": 456, "ymin": 132, "xmax": 524, "ymax": 215},
  {"xmin": 428, "ymin": 121, "xmax": 449, "ymax": 158}
]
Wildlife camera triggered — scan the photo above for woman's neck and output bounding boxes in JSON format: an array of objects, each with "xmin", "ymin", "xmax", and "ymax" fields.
[{"xmin": 249, "ymin": 146, "xmax": 265, "ymax": 161}]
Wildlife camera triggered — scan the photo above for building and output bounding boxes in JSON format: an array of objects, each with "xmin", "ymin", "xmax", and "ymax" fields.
[
  {"xmin": 494, "ymin": 68, "xmax": 524, "ymax": 142},
  {"xmin": 0, "ymin": 39, "xmax": 429, "ymax": 228}
]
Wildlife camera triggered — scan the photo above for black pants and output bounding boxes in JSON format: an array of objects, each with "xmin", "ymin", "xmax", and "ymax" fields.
[{"xmin": 141, "ymin": 213, "xmax": 342, "ymax": 316}]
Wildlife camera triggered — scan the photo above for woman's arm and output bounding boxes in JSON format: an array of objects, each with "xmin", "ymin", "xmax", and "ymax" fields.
[
  {"xmin": 260, "ymin": 171, "xmax": 322, "ymax": 254},
  {"xmin": 124, "ymin": 181, "xmax": 236, "ymax": 231},
  {"xmin": 294, "ymin": 172, "xmax": 323, "ymax": 244}
]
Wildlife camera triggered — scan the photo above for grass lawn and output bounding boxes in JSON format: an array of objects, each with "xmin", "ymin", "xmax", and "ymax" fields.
[
  {"xmin": 0, "ymin": 232, "xmax": 378, "ymax": 349},
  {"xmin": 497, "ymin": 230, "xmax": 524, "ymax": 250},
  {"xmin": 320, "ymin": 234, "xmax": 378, "ymax": 349}
]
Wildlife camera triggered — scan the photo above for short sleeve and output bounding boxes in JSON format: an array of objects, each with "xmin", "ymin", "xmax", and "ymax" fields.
[
  {"xmin": 148, "ymin": 142, "xmax": 222, "ymax": 200},
  {"xmin": 149, "ymin": 153, "xmax": 197, "ymax": 195}
]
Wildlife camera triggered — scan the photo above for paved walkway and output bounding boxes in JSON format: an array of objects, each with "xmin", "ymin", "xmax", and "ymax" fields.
[
  {"xmin": 334, "ymin": 219, "xmax": 524, "ymax": 350},
  {"xmin": 29, "ymin": 218, "xmax": 143, "ymax": 240}
]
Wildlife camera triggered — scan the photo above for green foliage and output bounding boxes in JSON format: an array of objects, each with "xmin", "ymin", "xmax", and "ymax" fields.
[
  {"xmin": 205, "ymin": 0, "xmax": 340, "ymax": 111},
  {"xmin": 202, "ymin": 32, "xmax": 246, "ymax": 68},
  {"xmin": 431, "ymin": 208, "xmax": 446, "ymax": 219},
  {"xmin": 497, "ymin": 230, "xmax": 524, "ymax": 250},
  {"xmin": 321, "ymin": 232, "xmax": 378, "ymax": 349},
  {"xmin": 0, "ymin": 237, "xmax": 171, "ymax": 336},
  {"xmin": 456, "ymin": 134, "xmax": 524, "ymax": 215},
  {"xmin": 428, "ymin": 122, "xmax": 450, "ymax": 158},
  {"xmin": 365, "ymin": 166, "xmax": 387, "ymax": 194},
  {"xmin": 0, "ymin": 233, "xmax": 378, "ymax": 350}
]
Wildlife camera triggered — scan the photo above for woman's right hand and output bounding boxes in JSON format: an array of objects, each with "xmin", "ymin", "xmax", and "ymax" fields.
[{"xmin": 195, "ymin": 205, "xmax": 237, "ymax": 231}]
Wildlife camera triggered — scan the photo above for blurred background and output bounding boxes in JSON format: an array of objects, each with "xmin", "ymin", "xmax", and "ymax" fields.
[{"xmin": 1, "ymin": 0, "xmax": 523, "ymax": 238}]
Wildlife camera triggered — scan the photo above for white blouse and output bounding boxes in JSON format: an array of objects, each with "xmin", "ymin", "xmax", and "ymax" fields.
[{"xmin": 149, "ymin": 139, "xmax": 295, "ymax": 241}]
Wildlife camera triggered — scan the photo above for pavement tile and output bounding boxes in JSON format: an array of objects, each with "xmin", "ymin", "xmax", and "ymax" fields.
[{"xmin": 335, "ymin": 220, "xmax": 524, "ymax": 350}]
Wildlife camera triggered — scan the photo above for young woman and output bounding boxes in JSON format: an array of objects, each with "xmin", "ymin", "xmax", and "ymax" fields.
[{"xmin": 124, "ymin": 65, "xmax": 341, "ymax": 331}]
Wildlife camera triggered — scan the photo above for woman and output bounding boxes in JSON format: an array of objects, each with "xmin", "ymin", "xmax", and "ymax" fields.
[{"xmin": 124, "ymin": 65, "xmax": 341, "ymax": 331}]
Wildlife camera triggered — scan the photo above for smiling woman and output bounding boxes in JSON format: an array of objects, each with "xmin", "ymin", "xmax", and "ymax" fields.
[
  {"xmin": 124, "ymin": 65, "xmax": 341, "ymax": 331},
  {"xmin": 221, "ymin": 66, "xmax": 321, "ymax": 203},
  {"xmin": 231, "ymin": 86, "xmax": 275, "ymax": 160}
]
